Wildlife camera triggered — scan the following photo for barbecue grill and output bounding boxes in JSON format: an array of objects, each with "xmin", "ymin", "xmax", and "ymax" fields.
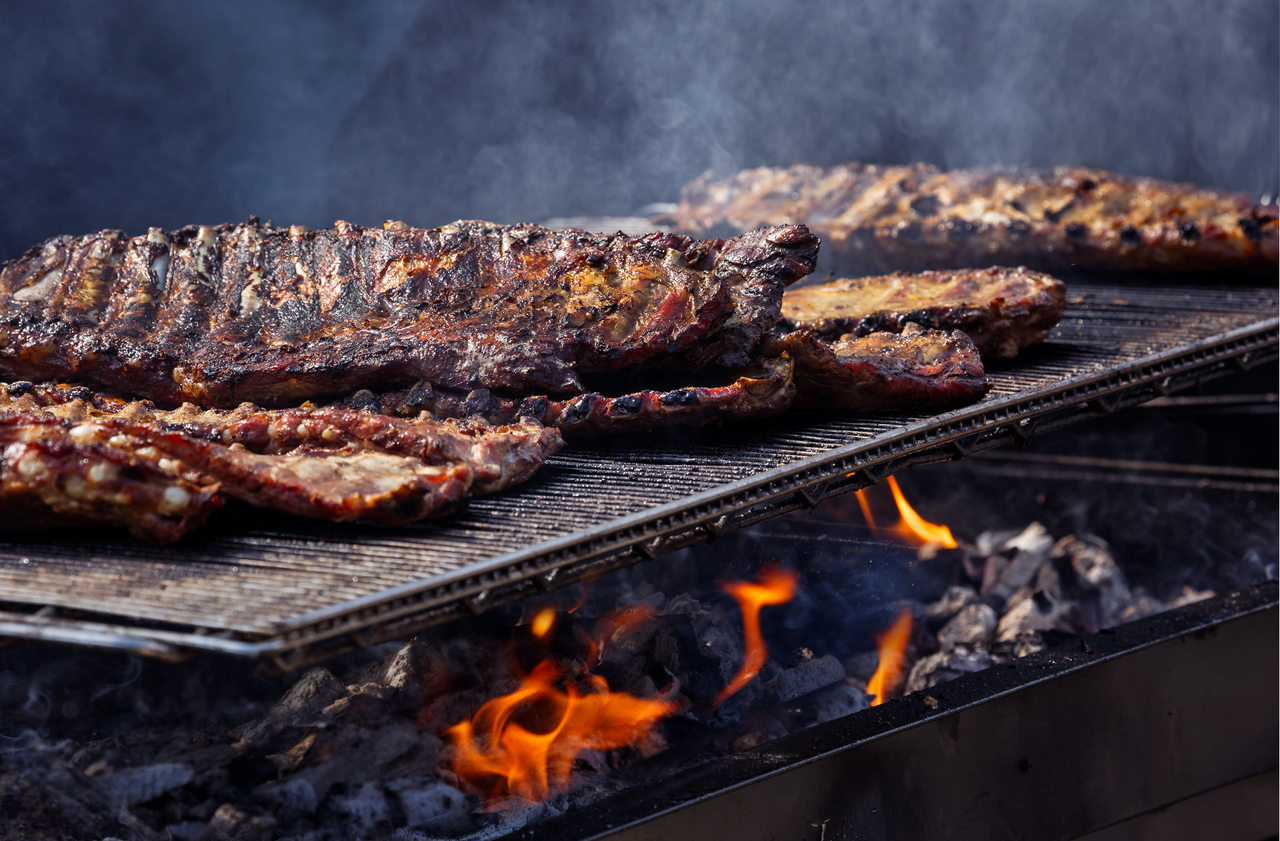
[{"xmin": 1, "ymin": 279, "xmax": 1274, "ymax": 668}]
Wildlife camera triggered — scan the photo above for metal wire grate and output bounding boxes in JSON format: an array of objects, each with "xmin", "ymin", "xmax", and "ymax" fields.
[{"xmin": 0, "ymin": 280, "xmax": 1275, "ymax": 666}]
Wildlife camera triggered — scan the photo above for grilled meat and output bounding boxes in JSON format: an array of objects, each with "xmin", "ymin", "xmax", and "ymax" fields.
[
  {"xmin": 0, "ymin": 382, "xmax": 562, "ymax": 542},
  {"xmin": 341, "ymin": 356, "xmax": 798, "ymax": 435},
  {"xmin": 781, "ymin": 266, "xmax": 1066, "ymax": 359},
  {"xmin": 0, "ymin": 220, "xmax": 819, "ymax": 408},
  {"xmin": 665, "ymin": 163, "xmax": 1279, "ymax": 275},
  {"xmin": 766, "ymin": 326, "xmax": 990, "ymax": 411}
]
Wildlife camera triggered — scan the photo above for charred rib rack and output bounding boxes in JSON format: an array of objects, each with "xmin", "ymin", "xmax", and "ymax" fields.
[
  {"xmin": 665, "ymin": 163, "xmax": 1279, "ymax": 275},
  {"xmin": 0, "ymin": 219, "xmax": 819, "ymax": 407}
]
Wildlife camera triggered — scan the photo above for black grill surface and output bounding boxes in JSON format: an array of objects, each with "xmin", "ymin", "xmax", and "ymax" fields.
[{"xmin": 0, "ymin": 281, "xmax": 1275, "ymax": 665}]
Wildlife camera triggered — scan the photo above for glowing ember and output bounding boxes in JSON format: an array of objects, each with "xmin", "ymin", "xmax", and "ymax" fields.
[
  {"xmin": 529, "ymin": 607, "xmax": 556, "ymax": 640},
  {"xmin": 886, "ymin": 476, "xmax": 957, "ymax": 549},
  {"xmin": 715, "ymin": 565, "xmax": 800, "ymax": 707},
  {"xmin": 866, "ymin": 608, "xmax": 913, "ymax": 706}
]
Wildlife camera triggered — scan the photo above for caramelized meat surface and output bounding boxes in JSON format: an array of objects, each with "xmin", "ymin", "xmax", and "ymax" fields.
[
  {"xmin": 0, "ymin": 382, "xmax": 561, "ymax": 542},
  {"xmin": 0, "ymin": 220, "xmax": 818, "ymax": 408},
  {"xmin": 666, "ymin": 163, "xmax": 1278, "ymax": 275},
  {"xmin": 766, "ymin": 326, "xmax": 990, "ymax": 412},
  {"xmin": 782, "ymin": 266, "xmax": 1066, "ymax": 359}
]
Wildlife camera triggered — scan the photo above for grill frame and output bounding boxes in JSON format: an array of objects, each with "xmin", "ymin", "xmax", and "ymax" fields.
[{"xmin": 0, "ymin": 281, "xmax": 1276, "ymax": 667}]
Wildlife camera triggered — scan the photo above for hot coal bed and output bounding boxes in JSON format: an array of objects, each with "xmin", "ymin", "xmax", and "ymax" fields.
[{"xmin": 1, "ymin": 358, "xmax": 1275, "ymax": 841}]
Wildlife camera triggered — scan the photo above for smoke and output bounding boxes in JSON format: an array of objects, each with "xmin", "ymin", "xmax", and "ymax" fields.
[{"xmin": 1, "ymin": 0, "xmax": 1276, "ymax": 257}]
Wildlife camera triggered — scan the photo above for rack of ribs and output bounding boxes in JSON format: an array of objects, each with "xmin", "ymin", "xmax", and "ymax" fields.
[{"xmin": 663, "ymin": 163, "xmax": 1278, "ymax": 276}]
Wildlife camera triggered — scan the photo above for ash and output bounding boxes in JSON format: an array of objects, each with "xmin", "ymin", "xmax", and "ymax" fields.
[{"xmin": 0, "ymin": 515, "xmax": 1262, "ymax": 840}]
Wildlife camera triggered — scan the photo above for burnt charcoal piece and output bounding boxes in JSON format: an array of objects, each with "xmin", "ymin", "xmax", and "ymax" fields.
[
  {"xmin": 0, "ymin": 220, "xmax": 818, "ymax": 408},
  {"xmin": 765, "ymin": 327, "xmax": 990, "ymax": 412},
  {"xmin": 664, "ymin": 162, "xmax": 1279, "ymax": 275},
  {"xmin": 0, "ymin": 381, "xmax": 562, "ymax": 542},
  {"xmin": 780, "ymin": 266, "xmax": 1066, "ymax": 360}
]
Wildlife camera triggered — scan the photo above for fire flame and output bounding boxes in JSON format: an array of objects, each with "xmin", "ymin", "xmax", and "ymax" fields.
[
  {"xmin": 886, "ymin": 476, "xmax": 957, "ymax": 549},
  {"xmin": 714, "ymin": 565, "xmax": 799, "ymax": 707},
  {"xmin": 854, "ymin": 487, "xmax": 878, "ymax": 531},
  {"xmin": 448, "ymin": 605, "xmax": 676, "ymax": 803},
  {"xmin": 529, "ymin": 607, "xmax": 556, "ymax": 641},
  {"xmin": 866, "ymin": 608, "xmax": 913, "ymax": 706}
]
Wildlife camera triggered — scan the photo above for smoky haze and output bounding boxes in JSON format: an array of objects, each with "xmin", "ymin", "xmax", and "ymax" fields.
[{"xmin": 1, "ymin": 0, "xmax": 1276, "ymax": 259}]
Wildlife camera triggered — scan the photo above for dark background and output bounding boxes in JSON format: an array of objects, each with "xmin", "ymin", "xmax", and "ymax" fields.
[{"xmin": 1, "ymin": 0, "xmax": 1276, "ymax": 261}]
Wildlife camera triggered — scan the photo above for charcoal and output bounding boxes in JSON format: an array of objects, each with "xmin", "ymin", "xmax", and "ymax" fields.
[
  {"xmin": 386, "ymin": 779, "xmax": 473, "ymax": 834},
  {"xmin": 996, "ymin": 565, "xmax": 1068, "ymax": 644},
  {"xmin": 981, "ymin": 522, "xmax": 1055, "ymax": 600},
  {"xmin": 923, "ymin": 585, "xmax": 979, "ymax": 623},
  {"xmin": 936, "ymin": 604, "xmax": 997, "ymax": 651},
  {"xmin": 256, "ymin": 777, "xmax": 319, "ymax": 822},
  {"xmin": 325, "ymin": 781, "xmax": 392, "ymax": 836},
  {"xmin": 842, "ymin": 650, "xmax": 883, "ymax": 682},
  {"xmin": 1053, "ymin": 534, "xmax": 1132, "ymax": 631},
  {"xmin": 905, "ymin": 649, "xmax": 997, "ymax": 693},
  {"xmin": 761, "ymin": 655, "xmax": 845, "ymax": 703},
  {"xmin": 810, "ymin": 682, "xmax": 870, "ymax": 722},
  {"xmin": 100, "ymin": 761, "xmax": 194, "ymax": 808},
  {"xmin": 235, "ymin": 669, "xmax": 346, "ymax": 751}
]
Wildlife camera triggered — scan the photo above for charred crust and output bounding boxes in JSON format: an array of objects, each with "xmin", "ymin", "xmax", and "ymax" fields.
[
  {"xmin": 1063, "ymin": 223, "xmax": 1088, "ymax": 242},
  {"xmin": 909, "ymin": 195, "xmax": 939, "ymax": 216},
  {"xmin": 516, "ymin": 396, "xmax": 550, "ymax": 421},
  {"xmin": 610, "ymin": 394, "xmax": 643, "ymax": 414},
  {"xmin": 660, "ymin": 388, "xmax": 702, "ymax": 407},
  {"xmin": 559, "ymin": 395, "xmax": 594, "ymax": 424},
  {"xmin": 6, "ymin": 381, "xmax": 33, "ymax": 397},
  {"xmin": 403, "ymin": 380, "xmax": 435, "ymax": 409},
  {"xmin": 1119, "ymin": 225, "xmax": 1142, "ymax": 246},
  {"xmin": 1238, "ymin": 216, "xmax": 1262, "ymax": 242},
  {"xmin": 1178, "ymin": 222, "xmax": 1200, "ymax": 242},
  {"xmin": 1043, "ymin": 199, "xmax": 1075, "ymax": 224},
  {"xmin": 345, "ymin": 389, "xmax": 381, "ymax": 412},
  {"xmin": 463, "ymin": 388, "xmax": 497, "ymax": 416}
]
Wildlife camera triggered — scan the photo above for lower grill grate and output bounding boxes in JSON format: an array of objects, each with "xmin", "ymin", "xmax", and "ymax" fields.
[{"xmin": 0, "ymin": 281, "xmax": 1275, "ymax": 666}]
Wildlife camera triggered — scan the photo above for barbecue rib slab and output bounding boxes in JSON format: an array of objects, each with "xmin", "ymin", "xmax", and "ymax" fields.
[
  {"xmin": 0, "ymin": 220, "xmax": 818, "ymax": 408},
  {"xmin": 0, "ymin": 382, "xmax": 562, "ymax": 542},
  {"xmin": 665, "ymin": 163, "xmax": 1279, "ymax": 275},
  {"xmin": 341, "ymin": 356, "xmax": 798, "ymax": 435},
  {"xmin": 781, "ymin": 266, "xmax": 1066, "ymax": 359},
  {"xmin": 765, "ymin": 326, "xmax": 990, "ymax": 411}
]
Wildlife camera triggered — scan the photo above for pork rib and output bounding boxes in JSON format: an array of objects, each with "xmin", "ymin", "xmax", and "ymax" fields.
[
  {"xmin": 0, "ymin": 220, "xmax": 818, "ymax": 408},
  {"xmin": 781, "ymin": 266, "xmax": 1066, "ymax": 359},
  {"xmin": 0, "ymin": 382, "xmax": 562, "ymax": 542},
  {"xmin": 766, "ymin": 327, "xmax": 990, "ymax": 412},
  {"xmin": 665, "ymin": 163, "xmax": 1278, "ymax": 275}
]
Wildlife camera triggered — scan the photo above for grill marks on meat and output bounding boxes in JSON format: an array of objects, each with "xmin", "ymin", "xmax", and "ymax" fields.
[
  {"xmin": 766, "ymin": 327, "xmax": 990, "ymax": 412},
  {"xmin": 0, "ymin": 220, "xmax": 819, "ymax": 408},
  {"xmin": 666, "ymin": 163, "xmax": 1279, "ymax": 275},
  {"xmin": 0, "ymin": 382, "xmax": 562, "ymax": 542},
  {"xmin": 781, "ymin": 266, "xmax": 1066, "ymax": 360}
]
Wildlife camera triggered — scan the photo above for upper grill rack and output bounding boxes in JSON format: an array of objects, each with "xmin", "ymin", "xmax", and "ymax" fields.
[{"xmin": 0, "ymin": 281, "xmax": 1275, "ymax": 668}]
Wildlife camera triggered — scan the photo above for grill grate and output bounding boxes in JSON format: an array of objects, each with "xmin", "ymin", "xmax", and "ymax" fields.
[{"xmin": 0, "ymin": 281, "xmax": 1275, "ymax": 667}]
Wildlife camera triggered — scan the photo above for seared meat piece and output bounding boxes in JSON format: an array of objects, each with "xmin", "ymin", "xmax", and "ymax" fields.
[
  {"xmin": 0, "ymin": 220, "xmax": 818, "ymax": 408},
  {"xmin": 766, "ymin": 326, "xmax": 990, "ymax": 411},
  {"xmin": 781, "ymin": 266, "xmax": 1066, "ymax": 359},
  {"xmin": 0, "ymin": 382, "xmax": 561, "ymax": 542},
  {"xmin": 665, "ymin": 163, "xmax": 1278, "ymax": 275},
  {"xmin": 341, "ymin": 356, "xmax": 797, "ymax": 435}
]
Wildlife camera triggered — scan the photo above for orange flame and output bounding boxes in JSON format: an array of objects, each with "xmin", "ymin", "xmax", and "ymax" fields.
[
  {"xmin": 866, "ymin": 608, "xmax": 913, "ymax": 706},
  {"xmin": 714, "ymin": 565, "xmax": 799, "ymax": 707},
  {"xmin": 447, "ymin": 659, "xmax": 678, "ymax": 802},
  {"xmin": 854, "ymin": 488, "xmax": 878, "ymax": 531},
  {"xmin": 529, "ymin": 607, "xmax": 556, "ymax": 641},
  {"xmin": 886, "ymin": 476, "xmax": 957, "ymax": 549}
]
